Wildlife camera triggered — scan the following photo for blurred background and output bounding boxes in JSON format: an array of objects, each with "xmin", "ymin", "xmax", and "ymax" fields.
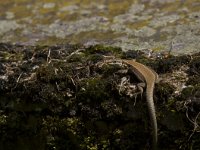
[{"xmin": 0, "ymin": 0, "xmax": 200, "ymax": 54}]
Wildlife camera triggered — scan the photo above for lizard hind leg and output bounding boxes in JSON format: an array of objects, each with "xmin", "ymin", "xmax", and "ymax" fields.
[
  {"xmin": 132, "ymin": 82, "xmax": 145, "ymax": 105},
  {"xmin": 137, "ymin": 82, "xmax": 146, "ymax": 99}
]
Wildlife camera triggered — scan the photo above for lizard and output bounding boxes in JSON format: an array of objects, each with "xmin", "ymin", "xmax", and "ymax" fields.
[{"xmin": 122, "ymin": 59, "xmax": 158, "ymax": 150}]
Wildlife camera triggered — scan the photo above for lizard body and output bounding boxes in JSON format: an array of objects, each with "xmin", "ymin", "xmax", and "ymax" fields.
[{"xmin": 122, "ymin": 59, "xmax": 158, "ymax": 149}]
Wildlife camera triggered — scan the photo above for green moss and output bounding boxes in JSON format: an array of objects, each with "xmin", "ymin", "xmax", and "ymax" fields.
[
  {"xmin": 87, "ymin": 54, "xmax": 104, "ymax": 63},
  {"xmin": 67, "ymin": 53, "xmax": 86, "ymax": 63},
  {"xmin": 0, "ymin": 114, "xmax": 6, "ymax": 125},
  {"xmin": 156, "ymin": 82, "xmax": 175, "ymax": 104},
  {"xmin": 156, "ymin": 55, "xmax": 190, "ymax": 73},
  {"xmin": 77, "ymin": 77, "xmax": 110, "ymax": 104},
  {"xmin": 181, "ymin": 85, "xmax": 200, "ymax": 99},
  {"xmin": 42, "ymin": 116, "xmax": 81, "ymax": 150},
  {"xmin": 187, "ymin": 55, "xmax": 200, "ymax": 85},
  {"xmin": 101, "ymin": 63, "xmax": 122, "ymax": 77},
  {"xmin": 85, "ymin": 45, "xmax": 123, "ymax": 57},
  {"xmin": 187, "ymin": 75, "xmax": 200, "ymax": 86},
  {"xmin": 36, "ymin": 64, "xmax": 58, "ymax": 83},
  {"xmin": 161, "ymin": 110, "xmax": 186, "ymax": 131},
  {"xmin": 1, "ymin": 51, "xmax": 24, "ymax": 61},
  {"xmin": 113, "ymin": 123, "xmax": 148, "ymax": 150},
  {"xmin": 1, "ymin": 43, "xmax": 200, "ymax": 150}
]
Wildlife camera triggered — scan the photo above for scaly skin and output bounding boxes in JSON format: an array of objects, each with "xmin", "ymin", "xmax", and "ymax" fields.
[{"xmin": 122, "ymin": 59, "xmax": 158, "ymax": 150}]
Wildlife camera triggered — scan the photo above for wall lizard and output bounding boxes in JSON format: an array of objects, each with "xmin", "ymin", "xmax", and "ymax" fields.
[{"xmin": 122, "ymin": 59, "xmax": 158, "ymax": 149}]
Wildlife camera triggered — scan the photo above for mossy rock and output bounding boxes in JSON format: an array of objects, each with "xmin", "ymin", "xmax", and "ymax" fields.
[{"xmin": 0, "ymin": 43, "xmax": 200, "ymax": 150}]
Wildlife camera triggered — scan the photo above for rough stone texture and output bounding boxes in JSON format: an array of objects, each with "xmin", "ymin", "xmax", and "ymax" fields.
[{"xmin": 0, "ymin": 0, "xmax": 199, "ymax": 54}]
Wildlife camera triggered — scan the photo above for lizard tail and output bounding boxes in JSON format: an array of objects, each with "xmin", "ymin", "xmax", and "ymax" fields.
[{"xmin": 146, "ymin": 85, "xmax": 157, "ymax": 150}]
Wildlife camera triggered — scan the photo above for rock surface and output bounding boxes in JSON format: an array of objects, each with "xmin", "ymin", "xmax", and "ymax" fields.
[{"xmin": 0, "ymin": 0, "xmax": 200, "ymax": 55}]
